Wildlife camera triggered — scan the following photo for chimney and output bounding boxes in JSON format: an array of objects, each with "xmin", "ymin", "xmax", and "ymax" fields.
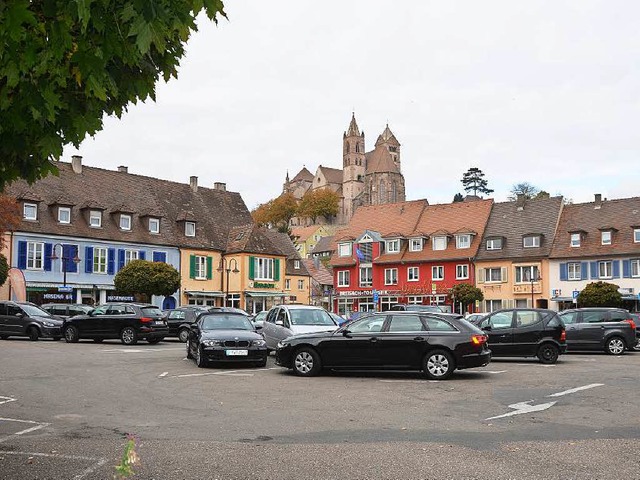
[
  {"xmin": 594, "ymin": 193, "xmax": 602, "ymax": 209},
  {"xmin": 117, "ymin": 165, "xmax": 128, "ymax": 173},
  {"xmin": 214, "ymin": 182, "xmax": 227, "ymax": 191},
  {"xmin": 516, "ymin": 193, "xmax": 526, "ymax": 211},
  {"xmin": 71, "ymin": 155, "xmax": 83, "ymax": 174},
  {"xmin": 190, "ymin": 176, "xmax": 198, "ymax": 192}
]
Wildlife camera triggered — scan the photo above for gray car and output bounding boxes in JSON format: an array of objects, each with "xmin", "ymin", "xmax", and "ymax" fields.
[
  {"xmin": 0, "ymin": 301, "xmax": 63, "ymax": 341},
  {"xmin": 41, "ymin": 303, "xmax": 94, "ymax": 320},
  {"xmin": 262, "ymin": 305, "xmax": 339, "ymax": 351},
  {"xmin": 559, "ymin": 308, "xmax": 637, "ymax": 355}
]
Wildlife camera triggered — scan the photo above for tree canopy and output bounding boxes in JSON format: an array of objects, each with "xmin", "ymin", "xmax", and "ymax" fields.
[
  {"xmin": 577, "ymin": 281, "xmax": 622, "ymax": 307},
  {"xmin": 114, "ymin": 260, "xmax": 180, "ymax": 301},
  {"xmin": 452, "ymin": 192, "xmax": 464, "ymax": 203},
  {"xmin": 461, "ymin": 167, "xmax": 493, "ymax": 197},
  {"xmin": 449, "ymin": 283, "xmax": 484, "ymax": 312},
  {"xmin": 297, "ymin": 188, "xmax": 340, "ymax": 223},
  {"xmin": 508, "ymin": 182, "xmax": 539, "ymax": 201},
  {"xmin": 0, "ymin": 0, "xmax": 226, "ymax": 191}
]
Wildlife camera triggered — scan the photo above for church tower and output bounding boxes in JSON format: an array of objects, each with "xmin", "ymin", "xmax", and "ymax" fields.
[
  {"xmin": 375, "ymin": 124, "xmax": 401, "ymax": 172},
  {"xmin": 342, "ymin": 113, "xmax": 366, "ymax": 222}
]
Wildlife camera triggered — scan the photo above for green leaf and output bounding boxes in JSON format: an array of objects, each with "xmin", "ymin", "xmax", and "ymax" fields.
[{"xmin": 75, "ymin": 0, "xmax": 93, "ymax": 31}]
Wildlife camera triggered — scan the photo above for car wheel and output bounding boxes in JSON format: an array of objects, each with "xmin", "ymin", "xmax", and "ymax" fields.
[
  {"xmin": 27, "ymin": 326, "xmax": 40, "ymax": 341},
  {"xmin": 120, "ymin": 327, "xmax": 138, "ymax": 346},
  {"xmin": 423, "ymin": 350, "xmax": 455, "ymax": 380},
  {"xmin": 605, "ymin": 336, "xmax": 626, "ymax": 355},
  {"xmin": 195, "ymin": 346, "xmax": 207, "ymax": 368},
  {"xmin": 293, "ymin": 347, "xmax": 321, "ymax": 377},
  {"xmin": 93, "ymin": 338, "xmax": 104, "ymax": 343},
  {"xmin": 178, "ymin": 329, "xmax": 189, "ymax": 343},
  {"xmin": 186, "ymin": 340, "xmax": 193, "ymax": 359},
  {"xmin": 255, "ymin": 358, "xmax": 267, "ymax": 368},
  {"xmin": 537, "ymin": 343, "xmax": 560, "ymax": 364},
  {"xmin": 147, "ymin": 338, "xmax": 162, "ymax": 344},
  {"xmin": 64, "ymin": 326, "xmax": 79, "ymax": 343}
]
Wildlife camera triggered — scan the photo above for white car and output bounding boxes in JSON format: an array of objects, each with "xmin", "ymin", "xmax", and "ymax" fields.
[{"xmin": 262, "ymin": 305, "xmax": 339, "ymax": 351}]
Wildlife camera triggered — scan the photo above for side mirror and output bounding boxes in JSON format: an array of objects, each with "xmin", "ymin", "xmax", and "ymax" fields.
[
  {"xmin": 190, "ymin": 323, "xmax": 199, "ymax": 330},
  {"xmin": 275, "ymin": 320, "xmax": 284, "ymax": 326},
  {"xmin": 482, "ymin": 324, "xmax": 492, "ymax": 332},
  {"xmin": 254, "ymin": 324, "xmax": 263, "ymax": 331},
  {"xmin": 16, "ymin": 312, "xmax": 25, "ymax": 318}
]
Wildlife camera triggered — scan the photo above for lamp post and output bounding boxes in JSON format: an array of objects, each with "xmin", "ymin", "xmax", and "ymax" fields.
[
  {"xmin": 217, "ymin": 257, "xmax": 239, "ymax": 307},
  {"xmin": 529, "ymin": 267, "xmax": 541, "ymax": 308},
  {"xmin": 49, "ymin": 243, "xmax": 81, "ymax": 303}
]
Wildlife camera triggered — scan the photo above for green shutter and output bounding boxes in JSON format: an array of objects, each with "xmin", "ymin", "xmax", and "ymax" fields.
[
  {"xmin": 206, "ymin": 256, "xmax": 213, "ymax": 280},
  {"xmin": 249, "ymin": 256, "xmax": 255, "ymax": 280},
  {"xmin": 274, "ymin": 258, "xmax": 281, "ymax": 281},
  {"xmin": 189, "ymin": 254, "xmax": 196, "ymax": 279}
]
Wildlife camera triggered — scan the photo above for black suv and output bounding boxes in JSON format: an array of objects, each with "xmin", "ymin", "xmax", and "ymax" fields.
[
  {"xmin": 41, "ymin": 303, "xmax": 94, "ymax": 320},
  {"xmin": 474, "ymin": 308, "xmax": 567, "ymax": 364},
  {"xmin": 63, "ymin": 303, "xmax": 168, "ymax": 345},
  {"xmin": 558, "ymin": 308, "xmax": 637, "ymax": 355},
  {"xmin": 165, "ymin": 306, "xmax": 209, "ymax": 342},
  {"xmin": 0, "ymin": 301, "xmax": 63, "ymax": 341}
]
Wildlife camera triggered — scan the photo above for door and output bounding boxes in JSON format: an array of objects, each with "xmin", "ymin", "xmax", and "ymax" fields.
[
  {"xmin": 577, "ymin": 310, "xmax": 607, "ymax": 349},
  {"xmin": 480, "ymin": 311, "xmax": 515, "ymax": 355},
  {"xmin": 261, "ymin": 308, "xmax": 280, "ymax": 349},
  {"xmin": 270, "ymin": 308, "xmax": 293, "ymax": 346},
  {"xmin": 80, "ymin": 304, "xmax": 108, "ymax": 336},
  {"xmin": 3, "ymin": 304, "xmax": 25, "ymax": 335},
  {"xmin": 105, "ymin": 304, "xmax": 136, "ymax": 337},
  {"xmin": 321, "ymin": 315, "xmax": 386, "ymax": 367},
  {"xmin": 511, "ymin": 310, "xmax": 545, "ymax": 356},
  {"xmin": 0, "ymin": 304, "xmax": 11, "ymax": 335},
  {"xmin": 377, "ymin": 314, "xmax": 427, "ymax": 368},
  {"xmin": 559, "ymin": 311, "xmax": 580, "ymax": 348}
]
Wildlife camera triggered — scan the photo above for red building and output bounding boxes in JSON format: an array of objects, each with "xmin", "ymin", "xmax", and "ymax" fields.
[{"xmin": 330, "ymin": 199, "xmax": 493, "ymax": 316}]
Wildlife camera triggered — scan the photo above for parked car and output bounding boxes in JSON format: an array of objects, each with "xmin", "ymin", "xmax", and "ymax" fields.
[
  {"xmin": 275, "ymin": 311, "xmax": 490, "ymax": 380},
  {"xmin": 465, "ymin": 313, "xmax": 485, "ymax": 324},
  {"xmin": 62, "ymin": 303, "xmax": 168, "ymax": 345},
  {"xmin": 631, "ymin": 313, "xmax": 640, "ymax": 351},
  {"xmin": 0, "ymin": 301, "xmax": 63, "ymax": 341},
  {"xmin": 329, "ymin": 312, "xmax": 348, "ymax": 326},
  {"xmin": 165, "ymin": 306, "xmax": 209, "ymax": 342},
  {"xmin": 186, "ymin": 311, "xmax": 268, "ymax": 368},
  {"xmin": 390, "ymin": 304, "xmax": 444, "ymax": 313},
  {"xmin": 262, "ymin": 305, "xmax": 339, "ymax": 351},
  {"xmin": 250, "ymin": 310, "xmax": 268, "ymax": 330},
  {"xmin": 41, "ymin": 303, "xmax": 94, "ymax": 319},
  {"xmin": 474, "ymin": 308, "xmax": 566, "ymax": 364},
  {"xmin": 558, "ymin": 308, "xmax": 637, "ymax": 355}
]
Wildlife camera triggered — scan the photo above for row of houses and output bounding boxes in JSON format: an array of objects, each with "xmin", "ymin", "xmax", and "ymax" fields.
[
  {"xmin": 1, "ymin": 157, "xmax": 333, "ymax": 313},
  {"xmin": 327, "ymin": 194, "xmax": 640, "ymax": 315}
]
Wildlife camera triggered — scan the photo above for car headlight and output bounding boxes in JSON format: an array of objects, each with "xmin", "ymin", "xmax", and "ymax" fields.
[
  {"xmin": 276, "ymin": 341, "xmax": 289, "ymax": 349},
  {"xmin": 202, "ymin": 340, "xmax": 223, "ymax": 347},
  {"xmin": 252, "ymin": 339, "xmax": 266, "ymax": 347},
  {"xmin": 42, "ymin": 321, "xmax": 56, "ymax": 327}
]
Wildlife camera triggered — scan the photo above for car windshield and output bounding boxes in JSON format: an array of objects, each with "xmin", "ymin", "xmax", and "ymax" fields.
[
  {"xmin": 19, "ymin": 304, "xmax": 52, "ymax": 317},
  {"xmin": 289, "ymin": 309, "xmax": 336, "ymax": 326},
  {"xmin": 200, "ymin": 314, "xmax": 253, "ymax": 331},
  {"xmin": 253, "ymin": 311, "xmax": 267, "ymax": 321}
]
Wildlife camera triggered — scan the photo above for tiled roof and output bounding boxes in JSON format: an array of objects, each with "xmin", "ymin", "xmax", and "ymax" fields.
[
  {"xmin": 476, "ymin": 196, "xmax": 564, "ymax": 261},
  {"xmin": 374, "ymin": 124, "xmax": 400, "ymax": 147},
  {"xmin": 291, "ymin": 167, "xmax": 314, "ymax": 183},
  {"xmin": 365, "ymin": 145, "xmax": 399, "ymax": 174},
  {"xmin": 549, "ymin": 196, "xmax": 640, "ymax": 259},
  {"xmin": 302, "ymin": 258, "xmax": 333, "ymax": 285},
  {"xmin": 261, "ymin": 229, "xmax": 310, "ymax": 276},
  {"xmin": 291, "ymin": 225, "xmax": 321, "ymax": 243},
  {"xmin": 311, "ymin": 235, "xmax": 335, "ymax": 254},
  {"xmin": 318, "ymin": 166, "xmax": 343, "ymax": 185},
  {"xmin": 7, "ymin": 160, "xmax": 254, "ymax": 251},
  {"xmin": 226, "ymin": 225, "xmax": 286, "ymax": 256}
]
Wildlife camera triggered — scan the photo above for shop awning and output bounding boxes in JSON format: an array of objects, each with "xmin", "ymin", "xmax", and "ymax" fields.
[
  {"xmin": 245, "ymin": 291, "xmax": 288, "ymax": 298},
  {"xmin": 551, "ymin": 297, "xmax": 574, "ymax": 302},
  {"xmin": 185, "ymin": 290, "xmax": 224, "ymax": 298}
]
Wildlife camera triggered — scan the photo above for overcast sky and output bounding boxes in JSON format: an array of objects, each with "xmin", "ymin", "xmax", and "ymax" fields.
[{"xmin": 63, "ymin": 1, "xmax": 640, "ymax": 210}]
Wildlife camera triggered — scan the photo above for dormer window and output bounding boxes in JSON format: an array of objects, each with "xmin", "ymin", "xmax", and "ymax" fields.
[
  {"xmin": 432, "ymin": 236, "xmax": 447, "ymax": 251},
  {"xmin": 570, "ymin": 233, "xmax": 581, "ymax": 247},
  {"xmin": 601, "ymin": 231, "xmax": 612, "ymax": 245},
  {"xmin": 185, "ymin": 221, "xmax": 196, "ymax": 237},
  {"xmin": 120, "ymin": 214, "xmax": 131, "ymax": 231},
  {"xmin": 149, "ymin": 218, "xmax": 160, "ymax": 234},
  {"xmin": 523, "ymin": 235, "xmax": 540, "ymax": 248},
  {"xmin": 338, "ymin": 242, "xmax": 352, "ymax": 257},
  {"xmin": 456, "ymin": 234, "xmax": 471, "ymax": 249},
  {"xmin": 23, "ymin": 203, "xmax": 37, "ymax": 220},
  {"xmin": 486, "ymin": 238, "xmax": 503, "ymax": 250},
  {"xmin": 635, "ymin": 228, "xmax": 640, "ymax": 243},
  {"xmin": 386, "ymin": 239, "xmax": 400, "ymax": 253},
  {"xmin": 89, "ymin": 210, "xmax": 102, "ymax": 228},
  {"xmin": 294, "ymin": 260, "xmax": 300, "ymax": 269},
  {"xmin": 58, "ymin": 207, "xmax": 71, "ymax": 224},
  {"xmin": 409, "ymin": 238, "xmax": 423, "ymax": 252}
]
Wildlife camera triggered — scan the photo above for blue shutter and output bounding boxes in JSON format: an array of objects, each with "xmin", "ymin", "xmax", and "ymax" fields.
[
  {"xmin": 43, "ymin": 243, "xmax": 53, "ymax": 271},
  {"xmin": 107, "ymin": 248, "xmax": 116, "ymax": 275},
  {"xmin": 63, "ymin": 245, "xmax": 78, "ymax": 273},
  {"xmin": 622, "ymin": 260, "xmax": 631, "ymax": 278},
  {"xmin": 138, "ymin": 250, "xmax": 146, "ymax": 261},
  {"xmin": 559, "ymin": 263, "xmax": 568, "ymax": 281},
  {"xmin": 17, "ymin": 241, "xmax": 27, "ymax": 269},
  {"xmin": 118, "ymin": 249, "xmax": 125, "ymax": 271},
  {"xmin": 612, "ymin": 260, "xmax": 620, "ymax": 278},
  {"xmin": 580, "ymin": 262, "xmax": 588, "ymax": 280},
  {"xmin": 590, "ymin": 261, "xmax": 598, "ymax": 279},
  {"xmin": 152, "ymin": 251, "xmax": 166, "ymax": 263},
  {"xmin": 85, "ymin": 246, "xmax": 94, "ymax": 273}
]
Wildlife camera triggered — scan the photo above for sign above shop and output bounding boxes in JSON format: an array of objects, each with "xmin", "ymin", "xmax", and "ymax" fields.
[
  {"xmin": 43, "ymin": 293, "xmax": 73, "ymax": 301},
  {"xmin": 253, "ymin": 282, "xmax": 276, "ymax": 289},
  {"xmin": 58, "ymin": 286, "xmax": 73, "ymax": 293},
  {"xmin": 107, "ymin": 295, "xmax": 135, "ymax": 302}
]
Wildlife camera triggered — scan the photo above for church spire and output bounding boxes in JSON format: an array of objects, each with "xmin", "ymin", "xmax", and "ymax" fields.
[{"xmin": 345, "ymin": 112, "xmax": 360, "ymax": 137}]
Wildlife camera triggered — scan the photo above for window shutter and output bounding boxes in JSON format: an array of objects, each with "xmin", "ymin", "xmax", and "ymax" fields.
[
  {"xmin": 580, "ymin": 262, "xmax": 589, "ymax": 280},
  {"xmin": 138, "ymin": 250, "xmax": 146, "ymax": 261},
  {"xmin": 612, "ymin": 260, "xmax": 620, "ymax": 278},
  {"xmin": 500, "ymin": 267, "xmax": 508, "ymax": 283},
  {"xmin": 622, "ymin": 260, "xmax": 631, "ymax": 278},
  {"xmin": 107, "ymin": 248, "xmax": 116, "ymax": 275},
  {"xmin": 43, "ymin": 243, "xmax": 53, "ymax": 271},
  {"xmin": 118, "ymin": 249, "xmax": 125, "ymax": 271},
  {"xmin": 17, "ymin": 241, "xmax": 27, "ymax": 269},
  {"xmin": 64, "ymin": 245, "xmax": 78, "ymax": 273},
  {"xmin": 590, "ymin": 261, "xmax": 598, "ymax": 279},
  {"xmin": 206, "ymin": 256, "xmax": 213, "ymax": 280},
  {"xmin": 85, "ymin": 246, "xmax": 94, "ymax": 273},
  {"xmin": 274, "ymin": 258, "xmax": 281, "ymax": 281},
  {"xmin": 477, "ymin": 268, "xmax": 484, "ymax": 284},
  {"xmin": 189, "ymin": 255, "xmax": 196, "ymax": 279},
  {"xmin": 152, "ymin": 252, "xmax": 167, "ymax": 263},
  {"xmin": 249, "ymin": 256, "xmax": 255, "ymax": 280},
  {"xmin": 559, "ymin": 263, "xmax": 568, "ymax": 281}
]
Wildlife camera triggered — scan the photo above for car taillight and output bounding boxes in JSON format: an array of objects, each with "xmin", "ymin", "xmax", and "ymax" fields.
[
  {"xmin": 623, "ymin": 319, "xmax": 636, "ymax": 330},
  {"xmin": 140, "ymin": 317, "xmax": 153, "ymax": 323},
  {"xmin": 471, "ymin": 334, "xmax": 487, "ymax": 345},
  {"xmin": 560, "ymin": 329, "xmax": 566, "ymax": 342}
]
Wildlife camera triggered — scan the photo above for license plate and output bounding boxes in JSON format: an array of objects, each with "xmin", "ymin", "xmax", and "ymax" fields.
[
  {"xmin": 154, "ymin": 321, "xmax": 165, "ymax": 325},
  {"xmin": 226, "ymin": 349, "xmax": 248, "ymax": 356}
]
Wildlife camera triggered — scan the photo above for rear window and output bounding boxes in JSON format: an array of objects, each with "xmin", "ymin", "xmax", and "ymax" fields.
[
  {"xmin": 141, "ymin": 306, "xmax": 163, "ymax": 318},
  {"xmin": 582, "ymin": 311, "xmax": 606, "ymax": 323},
  {"xmin": 609, "ymin": 310, "xmax": 630, "ymax": 321},
  {"xmin": 515, "ymin": 310, "xmax": 542, "ymax": 327}
]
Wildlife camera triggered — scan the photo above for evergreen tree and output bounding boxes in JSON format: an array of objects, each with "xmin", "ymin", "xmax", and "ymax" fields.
[
  {"xmin": 452, "ymin": 193, "xmax": 464, "ymax": 203},
  {"xmin": 461, "ymin": 167, "xmax": 493, "ymax": 197}
]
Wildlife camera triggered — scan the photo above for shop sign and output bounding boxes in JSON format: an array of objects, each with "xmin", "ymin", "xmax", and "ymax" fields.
[
  {"xmin": 43, "ymin": 293, "xmax": 73, "ymax": 301},
  {"xmin": 107, "ymin": 295, "xmax": 135, "ymax": 302},
  {"xmin": 253, "ymin": 282, "xmax": 276, "ymax": 289}
]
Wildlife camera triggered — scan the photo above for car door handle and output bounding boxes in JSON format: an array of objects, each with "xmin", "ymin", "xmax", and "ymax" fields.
[{"xmin": 413, "ymin": 337, "xmax": 426, "ymax": 342}]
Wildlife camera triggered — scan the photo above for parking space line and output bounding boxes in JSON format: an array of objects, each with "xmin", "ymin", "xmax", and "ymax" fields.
[
  {"xmin": 0, "ymin": 451, "xmax": 107, "ymax": 480},
  {"xmin": 170, "ymin": 367, "xmax": 279, "ymax": 378},
  {"xmin": 158, "ymin": 372, "xmax": 168, "ymax": 378},
  {"xmin": 101, "ymin": 347, "xmax": 184, "ymax": 353},
  {"xmin": 0, "ymin": 417, "xmax": 50, "ymax": 443},
  {"xmin": 547, "ymin": 383, "xmax": 604, "ymax": 398},
  {"xmin": 0, "ymin": 396, "xmax": 17, "ymax": 406}
]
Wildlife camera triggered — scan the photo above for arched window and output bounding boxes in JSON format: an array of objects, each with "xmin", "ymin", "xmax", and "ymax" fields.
[
  {"xmin": 391, "ymin": 182, "xmax": 397, "ymax": 203},
  {"xmin": 378, "ymin": 180, "xmax": 386, "ymax": 204},
  {"xmin": 355, "ymin": 143, "xmax": 359, "ymax": 153},
  {"xmin": 345, "ymin": 141, "xmax": 350, "ymax": 153}
]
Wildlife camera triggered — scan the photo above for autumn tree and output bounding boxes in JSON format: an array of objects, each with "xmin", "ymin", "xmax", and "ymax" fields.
[
  {"xmin": 461, "ymin": 167, "xmax": 493, "ymax": 197},
  {"xmin": 577, "ymin": 282, "xmax": 622, "ymax": 308},
  {"xmin": 0, "ymin": 0, "xmax": 226, "ymax": 191},
  {"xmin": 114, "ymin": 260, "xmax": 180, "ymax": 303},
  {"xmin": 297, "ymin": 188, "xmax": 340, "ymax": 223},
  {"xmin": 449, "ymin": 283, "xmax": 484, "ymax": 313},
  {"xmin": 251, "ymin": 200, "xmax": 274, "ymax": 227},
  {"xmin": 269, "ymin": 193, "xmax": 298, "ymax": 228},
  {"xmin": 0, "ymin": 194, "xmax": 20, "ymax": 285}
]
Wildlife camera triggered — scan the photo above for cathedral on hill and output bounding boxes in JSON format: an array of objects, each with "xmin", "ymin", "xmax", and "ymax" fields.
[{"xmin": 283, "ymin": 114, "xmax": 406, "ymax": 225}]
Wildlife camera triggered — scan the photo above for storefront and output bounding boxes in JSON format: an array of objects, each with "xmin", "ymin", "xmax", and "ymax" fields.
[
  {"xmin": 244, "ymin": 291, "xmax": 287, "ymax": 315},
  {"xmin": 184, "ymin": 290, "xmax": 224, "ymax": 307},
  {"xmin": 26, "ymin": 282, "xmax": 114, "ymax": 306}
]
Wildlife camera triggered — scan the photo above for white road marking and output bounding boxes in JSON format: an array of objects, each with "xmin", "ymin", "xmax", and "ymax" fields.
[
  {"xmin": 379, "ymin": 380, "xmax": 425, "ymax": 384},
  {"xmin": 0, "ymin": 451, "xmax": 107, "ymax": 480},
  {"xmin": 547, "ymin": 383, "xmax": 604, "ymax": 398},
  {"xmin": 0, "ymin": 396, "xmax": 17, "ymax": 406},
  {"xmin": 101, "ymin": 347, "xmax": 184, "ymax": 353},
  {"xmin": 515, "ymin": 363, "xmax": 556, "ymax": 367},
  {"xmin": 172, "ymin": 367, "xmax": 279, "ymax": 378},
  {"xmin": 158, "ymin": 372, "xmax": 168, "ymax": 378},
  {"xmin": 0, "ymin": 417, "xmax": 50, "ymax": 443},
  {"xmin": 486, "ymin": 400, "xmax": 557, "ymax": 420}
]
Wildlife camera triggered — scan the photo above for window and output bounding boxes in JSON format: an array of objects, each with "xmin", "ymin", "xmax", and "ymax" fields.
[
  {"xmin": 58, "ymin": 207, "xmax": 71, "ymax": 224},
  {"xmin": 407, "ymin": 296, "xmax": 423, "ymax": 305},
  {"xmin": 407, "ymin": 266, "xmax": 419, "ymax": 282},
  {"xmin": 194, "ymin": 255, "xmax": 207, "ymax": 280},
  {"xmin": 26, "ymin": 242, "xmax": 44, "ymax": 270},
  {"xmin": 456, "ymin": 234, "xmax": 471, "ymax": 249},
  {"xmin": 386, "ymin": 239, "xmax": 400, "ymax": 253},
  {"xmin": 425, "ymin": 316, "xmax": 457, "ymax": 331},
  {"xmin": 631, "ymin": 259, "xmax": 640, "ymax": 278},
  {"xmin": 482, "ymin": 311, "xmax": 512, "ymax": 329},
  {"xmin": 567, "ymin": 262, "xmax": 581, "ymax": 281},
  {"xmin": 23, "ymin": 203, "xmax": 37, "ymax": 220},
  {"xmin": 350, "ymin": 316, "xmax": 385, "ymax": 333},
  {"xmin": 384, "ymin": 268, "xmax": 398, "ymax": 285},
  {"xmin": 124, "ymin": 250, "xmax": 138, "ymax": 266},
  {"xmin": 337, "ymin": 298, "xmax": 354, "ymax": 317},
  {"xmin": 338, "ymin": 243, "xmax": 351, "ymax": 257},
  {"xmin": 380, "ymin": 296, "xmax": 398, "ymax": 311},
  {"xmin": 89, "ymin": 210, "xmax": 102, "ymax": 228},
  {"xmin": 93, "ymin": 247, "xmax": 107, "ymax": 274},
  {"xmin": 337, "ymin": 270, "xmax": 350, "ymax": 287},
  {"xmin": 598, "ymin": 261, "xmax": 612, "ymax": 279},
  {"xmin": 570, "ymin": 233, "xmax": 581, "ymax": 247},
  {"xmin": 523, "ymin": 235, "xmax": 540, "ymax": 248},
  {"xmin": 120, "ymin": 214, "xmax": 131, "ymax": 231},
  {"xmin": 185, "ymin": 221, "xmax": 196, "ymax": 237},
  {"xmin": 285, "ymin": 279, "xmax": 290, "ymax": 290},
  {"xmin": 297, "ymin": 280, "xmax": 304, "ymax": 290},
  {"xmin": 359, "ymin": 266, "xmax": 372, "ymax": 287},
  {"xmin": 255, "ymin": 257, "xmax": 274, "ymax": 280},
  {"xmin": 515, "ymin": 265, "xmax": 539, "ymax": 283},
  {"xmin": 456, "ymin": 264, "xmax": 469, "ymax": 280},
  {"xmin": 432, "ymin": 266, "xmax": 444, "ymax": 281},
  {"xmin": 601, "ymin": 231, "xmax": 611, "ymax": 245},
  {"xmin": 409, "ymin": 238, "xmax": 423, "ymax": 252},
  {"xmin": 149, "ymin": 218, "xmax": 160, "ymax": 234},
  {"xmin": 432, "ymin": 236, "xmax": 447, "ymax": 250},
  {"xmin": 635, "ymin": 229, "xmax": 640, "ymax": 243},
  {"xmin": 485, "ymin": 299, "xmax": 503, "ymax": 312},
  {"xmin": 486, "ymin": 238, "xmax": 502, "ymax": 250},
  {"xmin": 294, "ymin": 260, "xmax": 300, "ymax": 269},
  {"xmin": 388, "ymin": 315, "xmax": 424, "ymax": 332},
  {"xmin": 515, "ymin": 310, "xmax": 541, "ymax": 327},
  {"xmin": 484, "ymin": 268, "xmax": 503, "ymax": 283}
]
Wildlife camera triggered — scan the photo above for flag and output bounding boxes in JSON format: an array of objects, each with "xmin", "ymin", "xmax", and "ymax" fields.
[{"xmin": 356, "ymin": 248, "xmax": 365, "ymax": 260}]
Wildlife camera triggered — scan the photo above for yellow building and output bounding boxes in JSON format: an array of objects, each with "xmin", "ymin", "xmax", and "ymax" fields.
[
  {"xmin": 180, "ymin": 248, "xmax": 224, "ymax": 306},
  {"xmin": 291, "ymin": 225, "xmax": 337, "ymax": 258}
]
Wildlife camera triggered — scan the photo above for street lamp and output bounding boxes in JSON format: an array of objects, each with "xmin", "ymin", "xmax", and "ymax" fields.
[
  {"xmin": 217, "ymin": 257, "xmax": 239, "ymax": 307},
  {"xmin": 49, "ymin": 243, "xmax": 81, "ymax": 302},
  {"xmin": 529, "ymin": 267, "xmax": 541, "ymax": 308}
]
